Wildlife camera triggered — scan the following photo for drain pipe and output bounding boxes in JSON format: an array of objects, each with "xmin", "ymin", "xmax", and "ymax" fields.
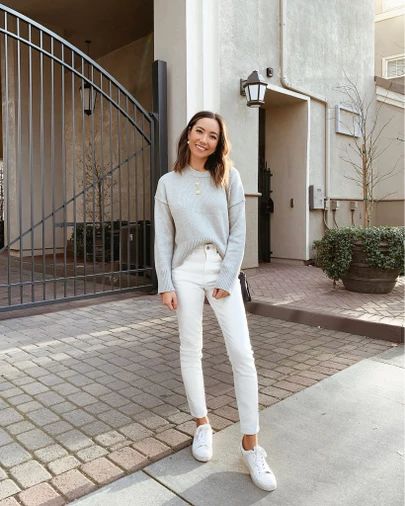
[{"xmin": 279, "ymin": 0, "xmax": 330, "ymax": 230}]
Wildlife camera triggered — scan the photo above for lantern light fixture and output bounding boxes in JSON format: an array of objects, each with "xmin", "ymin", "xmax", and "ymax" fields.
[
  {"xmin": 240, "ymin": 70, "xmax": 268, "ymax": 107},
  {"xmin": 80, "ymin": 40, "xmax": 97, "ymax": 116}
]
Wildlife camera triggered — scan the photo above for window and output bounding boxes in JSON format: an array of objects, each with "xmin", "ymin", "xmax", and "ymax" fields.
[{"xmin": 383, "ymin": 55, "xmax": 405, "ymax": 78}]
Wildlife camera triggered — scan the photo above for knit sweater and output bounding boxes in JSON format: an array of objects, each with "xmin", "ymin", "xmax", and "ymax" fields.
[{"xmin": 154, "ymin": 165, "xmax": 246, "ymax": 294}]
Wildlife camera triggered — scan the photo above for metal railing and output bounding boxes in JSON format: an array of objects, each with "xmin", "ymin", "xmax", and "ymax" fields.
[{"xmin": 0, "ymin": 4, "xmax": 156, "ymax": 310}]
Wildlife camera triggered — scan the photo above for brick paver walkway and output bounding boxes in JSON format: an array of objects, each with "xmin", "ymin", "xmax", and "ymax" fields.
[
  {"xmin": 0, "ymin": 295, "xmax": 396, "ymax": 504},
  {"xmin": 246, "ymin": 263, "xmax": 405, "ymax": 327}
]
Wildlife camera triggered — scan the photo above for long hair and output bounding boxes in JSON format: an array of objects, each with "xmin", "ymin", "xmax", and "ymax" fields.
[{"xmin": 173, "ymin": 111, "xmax": 232, "ymax": 187}]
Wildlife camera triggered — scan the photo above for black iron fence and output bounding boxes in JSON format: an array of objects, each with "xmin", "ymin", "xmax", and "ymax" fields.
[{"xmin": 0, "ymin": 4, "xmax": 156, "ymax": 310}]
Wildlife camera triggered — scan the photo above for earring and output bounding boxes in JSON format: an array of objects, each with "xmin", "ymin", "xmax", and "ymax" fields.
[{"xmin": 187, "ymin": 140, "xmax": 190, "ymax": 144}]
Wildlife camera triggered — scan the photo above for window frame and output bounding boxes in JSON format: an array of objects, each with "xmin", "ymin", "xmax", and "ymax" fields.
[{"xmin": 382, "ymin": 54, "xmax": 405, "ymax": 79}]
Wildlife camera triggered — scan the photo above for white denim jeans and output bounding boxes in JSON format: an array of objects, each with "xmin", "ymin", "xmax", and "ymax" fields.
[{"xmin": 172, "ymin": 244, "xmax": 259, "ymax": 434}]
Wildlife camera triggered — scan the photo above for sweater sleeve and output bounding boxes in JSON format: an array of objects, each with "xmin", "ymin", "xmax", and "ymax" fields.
[
  {"xmin": 215, "ymin": 169, "xmax": 246, "ymax": 292},
  {"xmin": 154, "ymin": 178, "xmax": 176, "ymax": 293}
]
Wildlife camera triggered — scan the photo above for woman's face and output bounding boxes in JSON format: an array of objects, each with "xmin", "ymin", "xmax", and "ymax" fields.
[{"xmin": 187, "ymin": 118, "xmax": 220, "ymax": 162}]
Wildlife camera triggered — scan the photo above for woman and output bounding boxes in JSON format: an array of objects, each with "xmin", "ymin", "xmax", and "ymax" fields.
[{"xmin": 154, "ymin": 110, "xmax": 277, "ymax": 492}]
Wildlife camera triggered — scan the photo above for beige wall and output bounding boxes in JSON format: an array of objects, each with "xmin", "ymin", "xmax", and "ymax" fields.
[{"xmin": 375, "ymin": 13, "xmax": 405, "ymax": 82}]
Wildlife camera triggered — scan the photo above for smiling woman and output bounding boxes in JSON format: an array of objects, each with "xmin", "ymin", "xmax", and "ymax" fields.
[{"xmin": 153, "ymin": 110, "xmax": 278, "ymax": 492}]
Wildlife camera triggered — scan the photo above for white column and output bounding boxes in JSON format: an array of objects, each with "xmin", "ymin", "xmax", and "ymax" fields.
[{"xmin": 154, "ymin": 0, "xmax": 220, "ymax": 168}]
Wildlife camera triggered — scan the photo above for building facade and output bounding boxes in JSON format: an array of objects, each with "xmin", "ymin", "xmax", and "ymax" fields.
[{"xmin": 0, "ymin": 0, "xmax": 402, "ymax": 309}]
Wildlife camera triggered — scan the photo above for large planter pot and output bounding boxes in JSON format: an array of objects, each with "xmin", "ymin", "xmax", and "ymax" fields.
[{"xmin": 341, "ymin": 241, "xmax": 400, "ymax": 294}]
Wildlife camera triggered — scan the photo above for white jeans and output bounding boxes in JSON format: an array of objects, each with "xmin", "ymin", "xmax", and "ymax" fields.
[{"xmin": 172, "ymin": 244, "xmax": 259, "ymax": 435}]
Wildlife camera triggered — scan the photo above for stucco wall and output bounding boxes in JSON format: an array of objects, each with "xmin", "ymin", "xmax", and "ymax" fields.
[{"xmin": 154, "ymin": 0, "xmax": 378, "ymax": 265}]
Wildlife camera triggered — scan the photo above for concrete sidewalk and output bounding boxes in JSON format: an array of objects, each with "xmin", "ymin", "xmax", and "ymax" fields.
[{"xmin": 73, "ymin": 345, "xmax": 405, "ymax": 506}]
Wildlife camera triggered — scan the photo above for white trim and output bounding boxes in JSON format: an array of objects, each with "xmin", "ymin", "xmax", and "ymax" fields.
[
  {"xmin": 382, "ymin": 54, "xmax": 405, "ymax": 79},
  {"xmin": 267, "ymin": 82, "xmax": 310, "ymax": 102},
  {"xmin": 335, "ymin": 104, "xmax": 361, "ymax": 137},
  {"xmin": 376, "ymin": 85, "xmax": 405, "ymax": 108},
  {"xmin": 375, "ymin": 6, "xmax": 405, "ymax": 21}
]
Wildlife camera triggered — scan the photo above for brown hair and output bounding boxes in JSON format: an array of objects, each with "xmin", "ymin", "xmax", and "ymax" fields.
[{"xmin": 173, "ymin": 111, "xmax": 232, "ymax": 187}]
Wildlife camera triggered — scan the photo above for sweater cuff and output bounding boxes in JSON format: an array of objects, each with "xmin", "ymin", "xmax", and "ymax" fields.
[
  {"xmin": 215, "ymin": 270, "xmax": 239, "ymax": 293},
  {"xmin": 157, "ymin": 270, "xmax": 175, "ymax": 293}
]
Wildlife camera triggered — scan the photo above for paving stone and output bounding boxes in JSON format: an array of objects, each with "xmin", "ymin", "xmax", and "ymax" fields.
[
  {"xmin": 213, "ymin": 406, "xmax": 240, "ymax": 422},
  {"xmin": 38, "ymin": 374, "xmax": 64, "ymax": 387},
  {"xmin": 175, "ymin": 420, "xmax": 196, "ymax": 437},
  {"xmin": 27, "ymin": 408, "xmax": 60, "ymax": 425},
  {"xmin": 118, "ymin": 403, "xmax": 145, "ymax": 416},
  {"xmin": 16, "ymin": 429, "xmax": 53, "ymax": 451},
  {"xmin": 54, "ymin": 430, "xmax": 93, "ymax": 452},
  {"xmin": 34, "ymin": 391, "xmax": 65, "ymax": 407},
  {"xmin": 80, "ymin": 457, "xmax": 124, "ymax": 485},
  {"xmin": 9, "ymin": 460, "xmax": 51, "ymax": 488},
  {"xmin": 0, "ymin": 468, "xmax": 6, "ymax": 480},
  {"xmin": 119, "ymin": 423, "xmax": 153, "ymax": 442},
  {"xmin": 80, "ymin": 421, "xmax": 112, "ymax": 437},
  {"xmin": 6, "ymin": 421, "xmax": 35, "ymax": 436},
  {"xmin": 18, "ymin": 482, "xmax": 65, "ymax": 506},
  {"xmin": 61, "ymin": 409, "xmax": 95, "ymax": 427},
  {"xmin": 0, "ymin": 443, "xmax": 31, "ymax": 468},
  {"xmin": 108, "ymin": 446, "xmax": 148, "ymax": 472},
  {"xmin": 0, "ymin": 480, "xmax": 20, "ymax": 501},
  {"xmin": 0, "ymin": 388, "xmax": 23, "ymax": 399},
  {"xmin": 20, "ymin": 383, "xmax": 49, "ymax": 396},
  {"xmin": 134, "ymin": 412, "xmax": 170, "ymax": 430},
  {"xmin": 48, "ymin": 456, "xmax": 80, "ymax": 475},
  {"xmin": 17, "ymin": 401, "xmax": 44, "ymax": 414},
  {"xmin": 132, "ymin": 437, "xmax": 172, "ymax": 460},
  {"xmin": 5, "ymin": 394, "xmax": 32, "ymax": 406},
  {"xmin": 67, "ymin": 392, "xmax": 97, "ymax": 407},
  {"xmin": 51, "ymin": 402, "xmax": 76, "ymax": 415},
  {"xmin": 81, "ymin": 384, "xmax": 112, "ymax": 396},
  {"xmin": 0, "ymin": 409, "xmax": 23, "ymax": 427},
  {"xmin": 34, "ymin": 444, "xmax": 69, "ymax": 464},
  {"xmin": 155, "ymin": 428, "xmax": 191, "ymax": 450},
  {"xmin": 75, "ymin": 445, "xmax": 108, "ymax": 463},
  {"xmin": 97, "ymin": 409, "xmax": 132, "ymax": 428},
  {"xmin": 94, "ymin": 431, "xmax": 125, "ymax": 448},
  {"xmin": 206, "ymin": 413, "xmax": 233, "ymax": 431},
  {"xmin": 43, "ymin": 421, "xmax": 73, "ymax": 436},
  {"xmin": 0, "ymin": 496, "xmax": 20, "ymax": 506},
  {"xmin": 52, "ymin": 384, "xmax": 81, "ymax": 396},
  {"xmin": 82, "ymin": 401, "xmax": 111, "ymax": 415},
  {"xmin": 51, "ymin": 469, "xmax": 96, "ymax": 501},
  {"xmin": 0, "ymin": 430, "xmax": 12, "ymax": 447},
  {"xmin": 98, "ymin": 392, "xmax": 129, "ymax": 408}
]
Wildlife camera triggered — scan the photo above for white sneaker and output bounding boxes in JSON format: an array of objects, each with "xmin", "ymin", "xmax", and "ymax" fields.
[
  {"xmin": 192, "ymin": 423, "xmax": 213, "ymax": 462},
  {"xmin": 240, "ymin": 443, "xmax": 277, "ymax": 491}
]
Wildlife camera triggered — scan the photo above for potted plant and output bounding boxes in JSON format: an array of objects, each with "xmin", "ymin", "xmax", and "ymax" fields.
[{"xmin": 315, "ymin": 226, "xmax": 404, "ymax": 293}]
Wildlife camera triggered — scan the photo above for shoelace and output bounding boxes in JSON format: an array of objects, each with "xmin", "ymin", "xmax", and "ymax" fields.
[{"xmin": 253, "ymin": 447, "xmax": 271, "ymax": 474}]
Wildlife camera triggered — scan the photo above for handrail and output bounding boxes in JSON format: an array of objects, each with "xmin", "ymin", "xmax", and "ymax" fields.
[{"xmin": 0, "ymin": 2, "xmax": 152, "ymax": 121}]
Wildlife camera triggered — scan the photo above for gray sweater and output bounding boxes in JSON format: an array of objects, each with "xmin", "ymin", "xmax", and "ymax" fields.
[{"xmin": 154, "ymin": 165, "xmax": 246, "ymax": 293}]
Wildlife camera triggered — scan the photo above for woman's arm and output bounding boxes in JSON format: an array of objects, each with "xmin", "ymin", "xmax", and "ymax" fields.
[
  {"xmin": 215, "ymin": 169, "xmax": 246, "ymax": 293},
  {"xmin": 154, "ymin": 179, "xmax": 176, "ymax": 294}
]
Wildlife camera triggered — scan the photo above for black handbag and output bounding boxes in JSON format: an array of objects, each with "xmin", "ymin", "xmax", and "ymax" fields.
[{"xmin": 238, "ymin": 270, "xmax": 252, "ymax": 303}]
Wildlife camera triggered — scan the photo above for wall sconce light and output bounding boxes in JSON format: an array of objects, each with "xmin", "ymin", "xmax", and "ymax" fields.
[
  {"xmin": 240, "ymin": 70, "xmax": 268, "ymax": 107},
  {"xmin": 80, "ymin": 40, "xmax": 97, "ymax": 116}
]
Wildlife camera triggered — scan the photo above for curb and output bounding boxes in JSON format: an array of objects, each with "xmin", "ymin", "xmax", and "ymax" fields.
[{"xmin": 246, "ymin": 300, "xmax": 404, "ymax": 343}]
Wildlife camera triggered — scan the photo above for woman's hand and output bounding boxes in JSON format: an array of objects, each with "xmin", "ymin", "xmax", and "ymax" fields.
[
  {"xmin": 212, "ymin": 288, "xmax": 230, "ymax": 299},
  {"xmin": 161, "ymin": 291, "xmax": 178, "ymax": 310}
]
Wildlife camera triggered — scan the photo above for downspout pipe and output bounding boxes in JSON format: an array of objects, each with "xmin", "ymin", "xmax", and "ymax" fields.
[{"xmin": 279, "ymin": 0, "xmax": 330, "ymax": 223}]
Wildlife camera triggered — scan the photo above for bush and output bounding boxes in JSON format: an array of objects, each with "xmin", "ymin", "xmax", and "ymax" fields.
[{"xmin": 314, "ymin": 226, "xmax": 405, "ymax": 283}]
